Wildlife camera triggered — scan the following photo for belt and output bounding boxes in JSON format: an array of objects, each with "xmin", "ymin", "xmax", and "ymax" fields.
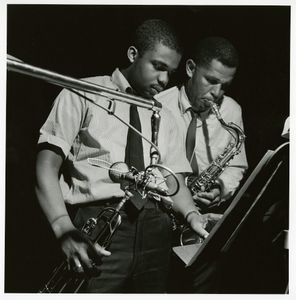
[
  {"xmin": 67, "ymin": 196, "xmax": 161, "ymax": 221},
  {"xmin": 94, "ymin": 196, "xmax": 161, "ymax": 210},
  {"xmin": 100, "ymin": 197, "xmax": 160, "ymax": 209}
]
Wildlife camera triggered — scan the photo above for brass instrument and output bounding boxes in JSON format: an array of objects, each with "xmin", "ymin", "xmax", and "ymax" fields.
[
  {"xmin": 39, "ymin": 159, "xmax": 179, "ymax": 293},
  {"xmin": 188, "ymin": 101, "xmax": 246, "ymax": 196},
  {"xmin": 173, "ymin": 101, "xmax": 246, "ymax": 246},
  {"xmin": 39, "ymin": 191, "xmax": 133, "ymax": 293}
]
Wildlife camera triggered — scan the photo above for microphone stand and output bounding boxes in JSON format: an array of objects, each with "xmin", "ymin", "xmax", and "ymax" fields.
[{"xmin": 150, "ymin": 110, "xmax": 161, "ymax": 165}]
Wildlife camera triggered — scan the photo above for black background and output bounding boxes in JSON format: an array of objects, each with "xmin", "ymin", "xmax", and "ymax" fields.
[{"xmin": 6, "ymin": 5, "xmax": 290, "ymax": 293}]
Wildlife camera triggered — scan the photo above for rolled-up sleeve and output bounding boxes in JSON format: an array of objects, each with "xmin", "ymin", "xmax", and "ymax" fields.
[{"xmin": 38, "ymin": 88, "xmax": 86, "ymax": 157}]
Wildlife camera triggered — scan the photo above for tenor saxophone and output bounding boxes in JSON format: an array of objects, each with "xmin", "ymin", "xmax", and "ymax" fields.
[
  {"xmin": 188, "ymin": 101, "xmax": 246, "ymax": 197},
  {"xmin": 172, "ymin": 101, "xmax": 246, "ymax": 246}
]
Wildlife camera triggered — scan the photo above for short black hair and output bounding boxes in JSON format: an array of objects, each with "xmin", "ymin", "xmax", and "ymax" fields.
[
  {"xmin": 192, "ymin": 36, "xmax": 239, "ymax": 69},
  {"xmin": 131, "ymin": 19, "xmax": 184, "ymax": 57}
]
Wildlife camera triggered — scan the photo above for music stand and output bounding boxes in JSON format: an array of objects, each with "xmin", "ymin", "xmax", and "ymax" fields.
[{"xmin": 173, "ymin": 141, "xmax": 289, "ymax": 267}]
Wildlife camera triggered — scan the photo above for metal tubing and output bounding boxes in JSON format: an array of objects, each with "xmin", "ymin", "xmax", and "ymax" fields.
[{"xmin": 7, "ymin": 57, "xmax": 161, "ymax": 111}]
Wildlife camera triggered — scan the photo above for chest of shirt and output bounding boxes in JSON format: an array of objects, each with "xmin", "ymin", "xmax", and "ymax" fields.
[{"xmin": 72, "ymin": 101, "xmax": 172, "ymax": 167}]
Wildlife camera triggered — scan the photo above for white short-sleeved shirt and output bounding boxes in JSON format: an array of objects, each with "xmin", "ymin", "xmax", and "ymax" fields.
[{"xmin": 38, "ymin": 69, "xmax": 192, "ymax": 204}]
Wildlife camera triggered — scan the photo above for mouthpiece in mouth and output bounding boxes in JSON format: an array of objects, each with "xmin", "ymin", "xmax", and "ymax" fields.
[{"xmin": 204, "ymin": 99, "xmax": 214, "ymax": 105}]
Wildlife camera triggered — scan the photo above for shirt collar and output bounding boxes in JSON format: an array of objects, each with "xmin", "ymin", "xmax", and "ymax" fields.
[
  {"xmin": 179, "ymin": 85, "xmax": 192, "ymax": 114},
  {"xmin": 111, "ymin": 68, "xmax": 132, "ymax": 93}
]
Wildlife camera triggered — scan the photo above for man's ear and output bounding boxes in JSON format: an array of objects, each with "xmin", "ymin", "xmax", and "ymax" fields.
[
  {"xmin": 186, "ymin": 59, "xmax": 196, "ymax": 78},
  {"xmin": 127, "ymin": 46, "xmax": 138, "ymax": 63}
]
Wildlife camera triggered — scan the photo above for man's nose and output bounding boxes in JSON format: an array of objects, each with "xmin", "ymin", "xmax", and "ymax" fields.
[
  {"xmin": 210, "ymin": 83, "xmax": 222, "ymax": 98},
  {"xmin": 158, "ymin": 72, "xmax": 169, "ymax": 86}
]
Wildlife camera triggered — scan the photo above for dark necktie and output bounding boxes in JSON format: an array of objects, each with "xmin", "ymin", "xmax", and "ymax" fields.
[
  {"xmin": 123, "ymin": 89, "xmax": 147, "ymax": 210},
  {"xmin": 186, "ymin": 108, "xmax": 199, "ymax": 175}
]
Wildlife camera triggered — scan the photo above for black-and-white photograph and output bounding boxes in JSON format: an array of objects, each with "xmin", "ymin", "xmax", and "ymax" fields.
[{"xmin": 5, "ymin": 3, "xmax": 291, "ymax": 295}]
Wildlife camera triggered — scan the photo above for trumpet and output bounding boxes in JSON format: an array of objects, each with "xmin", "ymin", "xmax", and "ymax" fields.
[
  {"xmin": 39, "ymin": 160, "xmax": 180, "ymax": 293},
  {"xmin": 39, "ymin": 190, "xmax": 133, "ymax": 293}
]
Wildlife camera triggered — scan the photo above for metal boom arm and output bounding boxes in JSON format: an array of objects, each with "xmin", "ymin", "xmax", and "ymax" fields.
[{"xmin": 7, "ymin": 56, "xmax": 161, "ymax": 112}]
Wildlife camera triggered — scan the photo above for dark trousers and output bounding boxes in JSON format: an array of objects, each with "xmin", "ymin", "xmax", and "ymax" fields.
[{"xmin": 72, "ymin": 199, "xmax": 172, "ymax": 293}]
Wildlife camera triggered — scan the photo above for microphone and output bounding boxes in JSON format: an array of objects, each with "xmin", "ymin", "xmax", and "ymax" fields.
[{"xmin": 109, "ymin": 162, "xmax": 169, "ymax": 197}]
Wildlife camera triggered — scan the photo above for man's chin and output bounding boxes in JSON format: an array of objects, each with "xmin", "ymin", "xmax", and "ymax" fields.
[{"xmin": 142, "ymin": 91, "xmax": 155, "ymax": 99}]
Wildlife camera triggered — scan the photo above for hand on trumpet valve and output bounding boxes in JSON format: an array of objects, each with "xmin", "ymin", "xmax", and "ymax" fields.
[{"xmin": 59, "ymin": 229, "xmax": 111, "ymax": 278}]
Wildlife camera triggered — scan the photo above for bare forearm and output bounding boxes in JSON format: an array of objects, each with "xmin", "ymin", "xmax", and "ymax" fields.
[
  {"xmin": 35, "ymin": 150, "xmax": 76, "ymax": 238},
  {"xmin": 35, "ymin": 149, "xmax": 110, "ymax": 275},
  {"xmin": 167, "ymin": 173, "xmax": 197, "ymax": 219},
  {"xmin": 167, "ymin": 173, "xmax": 220, "ymax": 238}
]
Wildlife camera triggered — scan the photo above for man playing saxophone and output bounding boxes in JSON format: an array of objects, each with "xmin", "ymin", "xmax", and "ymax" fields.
[
  {"xmin": 156, "ymin": 36, "xmax": 248, "ymax": 293},
  {"xmin": 157, "ymin": 36, "xmax": 248, "ymax": 213}
]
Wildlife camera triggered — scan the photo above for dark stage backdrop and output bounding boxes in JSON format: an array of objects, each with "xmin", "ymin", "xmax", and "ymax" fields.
[{"xmin": 6, "ymin": 5, "xmax": 290, "ymax": 293}]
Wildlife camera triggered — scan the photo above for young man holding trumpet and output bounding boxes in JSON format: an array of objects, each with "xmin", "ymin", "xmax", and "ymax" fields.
[{"xmin": 35, "ymin": 19, "xmax": 221, "ymax": 293}]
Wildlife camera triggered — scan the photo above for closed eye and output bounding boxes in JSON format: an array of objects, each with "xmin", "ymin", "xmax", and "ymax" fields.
[
  {"xmin": 206, "ymin": 76, "xmax": 232, "ymax": 90},
  {"xmin": 152, "ymin": 61, "xmax": 177, "ymax": 76}
]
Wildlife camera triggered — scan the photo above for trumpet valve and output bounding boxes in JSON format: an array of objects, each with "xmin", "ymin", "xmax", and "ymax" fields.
[{"xmin": 81, "ymin": 217, "xmax": 98, "ymax": 235}]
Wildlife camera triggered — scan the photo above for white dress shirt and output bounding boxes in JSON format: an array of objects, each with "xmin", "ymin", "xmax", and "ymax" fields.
[{"xmin": 156, "ymin": 85, "xmax": 248, "ymax": 200}]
